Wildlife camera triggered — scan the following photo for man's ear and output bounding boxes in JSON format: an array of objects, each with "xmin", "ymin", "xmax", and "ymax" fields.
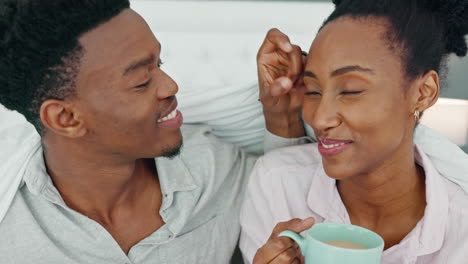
[
  {"xmin": 39, "ymin": 99, "xmax": 87, "ymax": 138},
  {"xmin": 411, "ymin": 70, "xmax": 440, "ymax": 113}
]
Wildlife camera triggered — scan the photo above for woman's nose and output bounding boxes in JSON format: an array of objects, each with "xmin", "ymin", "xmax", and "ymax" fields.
[{"xmin": 311, "ymin": 98, "xmax": 341, "ymax": 133}]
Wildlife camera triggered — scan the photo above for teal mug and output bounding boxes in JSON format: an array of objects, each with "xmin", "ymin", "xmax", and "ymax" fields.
[{"xmin": 279, "ymin": 222, "xmax": 384, "ymax": 264}]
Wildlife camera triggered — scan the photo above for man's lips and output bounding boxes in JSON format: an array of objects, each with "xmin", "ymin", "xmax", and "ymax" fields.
[
  {"xmin": 157, "ymin": 98, "xmax": 183, "ymax": 128},
  {"xmin": 158, "ymin": 110, "xmax": 183, "ymax": 128},
  {"xmin": 158, "ymin": 99, "xmax": 178, "ymax": 121},
  {"xmin": 317, "ymin": 137, "xmax": 353, "ymax": 156}
]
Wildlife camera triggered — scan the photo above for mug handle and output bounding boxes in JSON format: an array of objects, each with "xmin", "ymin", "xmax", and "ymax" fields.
[{"xmin": 278, "ymin": 230, "xmax": 306, "ymax": 256}]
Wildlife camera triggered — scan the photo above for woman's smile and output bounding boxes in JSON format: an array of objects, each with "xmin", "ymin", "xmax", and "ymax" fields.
[{"xmin": 318, "ymin": 137, "xmax": 353, "ymax": 156}]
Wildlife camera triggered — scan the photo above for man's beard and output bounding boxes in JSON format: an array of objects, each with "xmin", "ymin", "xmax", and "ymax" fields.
[{"xmin": 161, "ymin": 140, "xmax": 183, "ymax": 159}]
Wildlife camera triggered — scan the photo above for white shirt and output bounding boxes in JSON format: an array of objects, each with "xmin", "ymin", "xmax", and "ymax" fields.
[{"xmin": 240, "ymin": 143, "xmax": 468, "ymax": 264}]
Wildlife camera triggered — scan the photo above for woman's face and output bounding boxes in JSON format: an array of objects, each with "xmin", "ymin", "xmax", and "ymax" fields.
[{"xmin": 303, "ymin": 17, "xmax": 419, "ymax": 180}]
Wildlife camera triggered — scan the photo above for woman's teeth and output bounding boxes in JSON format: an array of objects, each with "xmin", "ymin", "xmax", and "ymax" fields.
[
  {"xmin": 158, "ymin": 109, "xmax": 177, "ymax": 123},
  {"xmin": 321, "ymin": 142, "xmax": 346, "ymax": 149}
]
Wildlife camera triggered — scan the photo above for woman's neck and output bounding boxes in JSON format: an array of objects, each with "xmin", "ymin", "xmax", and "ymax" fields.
[{"xmin": 337, "ymin": 144, "xmax": 426, "ymax": 248}]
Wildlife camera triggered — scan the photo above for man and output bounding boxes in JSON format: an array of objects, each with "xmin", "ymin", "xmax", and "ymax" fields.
[{"xmin": 0, "ymin": 1, "xmax": 306, "ymax": 263}]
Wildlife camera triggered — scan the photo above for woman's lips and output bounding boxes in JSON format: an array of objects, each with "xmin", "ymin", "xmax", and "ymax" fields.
[{"xmin": 318, "ymin": 138, "xmax": 353, "ymax": 156}]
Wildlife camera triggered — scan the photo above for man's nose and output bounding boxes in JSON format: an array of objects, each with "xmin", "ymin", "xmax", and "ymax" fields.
[{"xmin": 157, "ymin": 71, "xmax": 179, "ymax": 100}]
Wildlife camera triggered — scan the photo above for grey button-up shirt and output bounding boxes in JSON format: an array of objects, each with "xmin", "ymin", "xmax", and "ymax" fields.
[{"xmin": 0, "ymin": 125, "xmax": 309, "ymax": 264}]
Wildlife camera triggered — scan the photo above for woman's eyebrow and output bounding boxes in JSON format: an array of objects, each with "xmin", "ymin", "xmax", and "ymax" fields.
[
  {"xmin": 304, "ymin": 65, "xmax": 374, "ymax": 80},
  {"xmin": 331, "ymin": 65, "xmax": 374, "ymax": 77}
]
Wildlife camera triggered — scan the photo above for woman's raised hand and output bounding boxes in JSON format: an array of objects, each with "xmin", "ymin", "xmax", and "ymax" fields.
[{"xmin": 257, "ymin": 28, "xmax": 307, "ymax": 138}]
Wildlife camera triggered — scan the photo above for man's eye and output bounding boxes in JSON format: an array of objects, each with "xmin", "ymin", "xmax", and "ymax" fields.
[
  {"xmin": 136, "ymin": 80, "xmax": 151, "ymax": 88},
  {"xmin": 305, "ymin": 91, "xmax": 321, "ymax": 96},
  {"xmin": 157, "ymin": 60, "xmax": 164, "ymax": 68}
]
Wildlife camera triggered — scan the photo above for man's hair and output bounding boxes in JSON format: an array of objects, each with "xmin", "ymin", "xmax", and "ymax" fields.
[
  {"xmin": 0, "ymin": 0, "xmax": 130, "ymax": 133},
  {"xmin": 323, "ymin": 0, "xmax": 468, "ymax": 82}
]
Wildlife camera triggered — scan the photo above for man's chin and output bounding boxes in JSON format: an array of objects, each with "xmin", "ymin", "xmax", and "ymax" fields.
[{"xmin": 161, "ymin": 140, "xmax": 183, "ymax": 159}]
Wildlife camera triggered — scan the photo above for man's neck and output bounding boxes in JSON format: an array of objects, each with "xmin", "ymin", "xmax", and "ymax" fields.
[{"xmin": 42, "ymin": 138, "xmax": 161, "ymax": 225}]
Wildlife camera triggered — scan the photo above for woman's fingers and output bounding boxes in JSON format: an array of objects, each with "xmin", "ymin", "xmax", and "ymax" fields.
[
  {"xmin": 258, "ymin": 28, "xmax": 293, "ymax": 57},
  {"xmin": 270, "ymin": 217, "xmax": 315, "ymax": 239},
  {"xmin": 269, "ymin": 247, "xmax": 299, "ymax": 264},
  {"xmin": 287, "ymin": 45, "xmax": 305, "ymax": 83},
  {"xmin": 254, "ymin": 236, "xmax": 295, "ymax": 263},
  {"xmin": 254, "ymin": 218, "xmax": 314, "ymax": 264}
]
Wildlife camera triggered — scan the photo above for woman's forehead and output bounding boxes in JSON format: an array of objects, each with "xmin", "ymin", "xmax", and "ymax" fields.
[{"xmin": 306, "ymin": 17, "xmax": 400, "ymax": 76}]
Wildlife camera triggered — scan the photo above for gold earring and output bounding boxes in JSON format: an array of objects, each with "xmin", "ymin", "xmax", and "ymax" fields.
[{"xmin": 414, "ymin": 110, "xmax": 420, "ymax": 121}]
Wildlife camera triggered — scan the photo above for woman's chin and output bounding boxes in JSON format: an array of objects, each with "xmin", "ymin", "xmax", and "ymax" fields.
[{"xmin": 322, "ymin": 163, "xmax": 354, "ymax": 181}]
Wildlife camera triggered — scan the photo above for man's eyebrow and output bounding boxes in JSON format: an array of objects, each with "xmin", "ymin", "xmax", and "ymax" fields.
[
  {"xmin": 123, "ymin": 54, "xmax": 155, "ymax": 76},
  {"xmin": 122, "ymin": 43, "xmax": 161, "ymax": 76},
  {"xmin": 331, "ymin": 65, "xmax": 374, "ymax": 77}
]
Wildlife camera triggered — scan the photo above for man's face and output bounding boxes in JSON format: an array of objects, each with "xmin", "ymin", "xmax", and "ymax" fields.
[{"xmin": 73, "ymin": 9, "xmax": 183, "ymax": 159}]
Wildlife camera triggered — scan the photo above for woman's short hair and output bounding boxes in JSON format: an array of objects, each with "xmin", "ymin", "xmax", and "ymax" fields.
[
  {"xmin": 0, "ymin": 0, "xmax": 130, "ymax": 133},
  {"xmin": 323, "ymin": 0, "xmax": 468, "ymax": 82}
]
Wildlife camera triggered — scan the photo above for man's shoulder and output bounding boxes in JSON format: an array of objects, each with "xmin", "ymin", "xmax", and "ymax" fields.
[
  {"xmin": 177, "ymin": 124, "xmax": 249, "ymax": 184},
  {"xmin": 180, "ymin": 124, "xmax": 239, "ymax": 154}
]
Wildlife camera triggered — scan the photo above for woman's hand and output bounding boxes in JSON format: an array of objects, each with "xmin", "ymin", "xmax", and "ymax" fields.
[
  {"xmin": 253, "ymin": 218, "xmax": 314, "ymax": 264},
  {"xmin": 257, "ymin": 28, "xmax": 307, "ymax": 138}
]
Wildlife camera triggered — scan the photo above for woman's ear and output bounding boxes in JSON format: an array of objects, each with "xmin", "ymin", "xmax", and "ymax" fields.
[
  {"xmin": 411, "ymin": 70, "xmax": 440, "ymax": 113},
  {"xmin": 39, "ymin": 99, "xmax": 87, "ymax": 138}
]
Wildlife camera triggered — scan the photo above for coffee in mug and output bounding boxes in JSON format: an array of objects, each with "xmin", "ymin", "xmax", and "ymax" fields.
[{"xmin": 324, "ymin": 240, "xmax": 369, "ymax": 249}]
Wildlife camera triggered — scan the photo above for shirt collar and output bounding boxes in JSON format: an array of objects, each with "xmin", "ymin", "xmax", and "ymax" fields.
[
  {"xmin": 151, "ymin": 154, "xmax": 198, "ymax": 239},
  {"xmin": 413, "ymin": 144, "xmax": 449, "ymax": 256},
  {"xmin": 23, "ymin": 146, "xmax": 197, "ymax": 208},
  {"xmin": 306, "ymin": 161, "xmax": 349, "ymax": 223},
  {"xmin": 306, "ymin": 144, "xmax": 449, "ymax": 256},
  {"xmin": 23, "ymin": 146, "xmax": 67, "ymax": 206},
  {"xmin": 155, "ymin": 154, "xmax": 197, "ymax": 200}
]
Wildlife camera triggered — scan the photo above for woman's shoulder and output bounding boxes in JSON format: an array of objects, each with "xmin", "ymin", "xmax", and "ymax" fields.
[
  {"xmin": 258, "ymin": 143, "xmax": 322, "ymax": 171},
  {"xmin": 445, "ymin": 179, "xmax": 468, "ymax": 218},
  {"xmin": 432, "ymin": 179, "xmax": 468, "ymax": 260},
  {"xmin": 248, "ymin": 143, "xmax": 324, "ymax": 195}
]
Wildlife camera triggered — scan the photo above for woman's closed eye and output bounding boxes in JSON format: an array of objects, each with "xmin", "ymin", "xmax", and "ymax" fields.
[
  {"xmin": 341, "ymin": 91, "xmax": 363, "ymax": 95},
  {"xmin": 305, "ymin": 91, "xmax": 322, "ymax": 96}
]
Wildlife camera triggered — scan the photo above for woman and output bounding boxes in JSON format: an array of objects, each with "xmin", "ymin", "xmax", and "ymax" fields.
[{"xmin": 240, "ymin": 0, "xmax": 468, "ymax": 263}]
